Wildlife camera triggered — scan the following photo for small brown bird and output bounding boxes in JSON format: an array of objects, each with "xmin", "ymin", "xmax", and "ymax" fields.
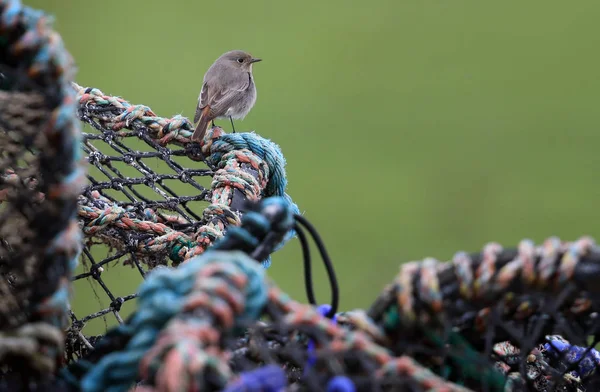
[{"xmin": 191, "ymin": 50, "xmax": 262, "ymax": 142}]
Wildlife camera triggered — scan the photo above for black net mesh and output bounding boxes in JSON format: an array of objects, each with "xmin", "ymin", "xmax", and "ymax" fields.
[
  {"xmin": 218, "ymin": 239, "xmax": 600, "ymax": 392},
  {"xmin": 4, "ymin": 2, "xmax": 600, "ymax": 392},
  {"xmin": 0, "ymin": 88, "xmax": 50, "ymax": 330},
  {"xmin": 0, "ymin": 1, "xmax": 84, "ymax": 385},
  {"xmin": 66, "ymin": 86, "xmax": 216, "ymax": 361},
  {"xmin": 7, "ymin": 65, "xmax": 600, "ymax": 392}
]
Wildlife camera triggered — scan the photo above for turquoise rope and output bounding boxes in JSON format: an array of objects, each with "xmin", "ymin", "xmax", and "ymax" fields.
[
  {"xmin": 206, "ymin": 131, "xmax": 301, "ymax": 248},
  {"xmin": 213, "ymin": 196, "xmax": 296, "ymax": 268},
  {"xmin": 75, "ymin": 84, "xmax": 300, "ymax": 255},
  {"xmin": 77, "ymin": 250, "xmax": 267, "ymax": 392}
]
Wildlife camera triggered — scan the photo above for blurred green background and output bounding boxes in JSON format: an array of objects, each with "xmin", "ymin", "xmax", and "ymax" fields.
[{"xmin": 26, "ymin": 0, "xmax": 600, "ymax": 334}]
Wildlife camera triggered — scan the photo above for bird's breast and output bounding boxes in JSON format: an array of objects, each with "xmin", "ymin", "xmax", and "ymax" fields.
[{"xmin": 224, "ymin": 82, "xmax": 256, "ymax": 120}]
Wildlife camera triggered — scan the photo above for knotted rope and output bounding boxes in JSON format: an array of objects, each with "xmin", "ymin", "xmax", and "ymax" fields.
[
  {"xmin": 75, "ymin": 83, "xmax": 299, "ymax": 266},
  {"xmin": 0, "ymin": 0, "xmax": 85, "ymax": 379},
  {"xmin": 4, "ymin": 2, "xmax": 600, "ymax": 392}
]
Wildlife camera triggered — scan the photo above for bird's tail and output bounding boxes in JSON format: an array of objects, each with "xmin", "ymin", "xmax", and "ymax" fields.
[{"xmin": 192, "ymin": 106, "xmax": 212, "ymax": 142}]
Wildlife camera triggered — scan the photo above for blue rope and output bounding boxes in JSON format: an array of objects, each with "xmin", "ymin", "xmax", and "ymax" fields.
[
  {"xmin": 304, "ymin": 304, "xmax": 337, "ymax": 376},
  {"xmin": 222, "ymin": 364, "xmax": 287, "ymax": 392},
  {"xmin": 327, "ymin": 376, "xmax": 356, "ymax": 392},
  {"xmin": 76, "ymin": 251, "xmax": 268, "ymax": 392},
  {"xmin": 212, "ymin": 196, "xmax": 296, "ymax": 268},
  {"xmin": 544, "ymin": 336, "xmax": 600, "ymax": 378}
]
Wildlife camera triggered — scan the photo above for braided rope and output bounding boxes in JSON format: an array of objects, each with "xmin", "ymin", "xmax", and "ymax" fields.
[
  {"xmin": 62, "ymin": 195, "xmax": 482, "ymax": 391},
  {"xmin": 62, "ymin": 81, "xmax": 301, "ymax": 364},
  {"xmin": 370, "ymin": 236, "xmax": 598, "ymax": 334},
  {"xmin": 63, "ymin": 196, "xmax": 296, "ymax": 391},
  {"xmin": 0, "ymin": 0, "xmax": 85, "ymax": 375},
  {"xmin": 492, "ymin": 337, "xmax": 600, "ymax": 391},
  {"xmin": 544, "ymin": 335, "xmax": 600, "ymax": 378},
  {"xmin": 4, "ymin": 2, "xmax": 600, "ymax": 391},
  {"xmin": 0, "ymin": 323, "xmax": 63, "ymax": 375},
  {"xmin": 222, "ymin": 365, "xmax": 287, "ymax": 392},
  {"xmin": 73, "ymin": 82, "xmax": 293, "ymax": 204},
  {"xmin": 359, "ymin": 236, "xmax": 600, "ymax": 391},
  {"xmin": 74, "ymin": 83, "xmax": 299, "ymax": 266},
  {"xmin": 75, "ymin": 250, "xmax": 267, "ymax": 392},
  {"xmin": 265, "ymin": 286, "xmax": 478, "ymax": 391}
]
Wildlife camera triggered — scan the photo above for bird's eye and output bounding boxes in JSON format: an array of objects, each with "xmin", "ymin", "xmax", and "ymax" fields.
[{"xmin": 237, "ymin": 58, "xmax": 244, "ymax": 63}]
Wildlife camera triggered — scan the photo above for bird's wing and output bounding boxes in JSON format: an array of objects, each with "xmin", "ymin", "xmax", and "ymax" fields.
[
  {"xmin": 194, "ymin": 82, "xmax": 210, "ymax": 124},
  {"xmin": 205, "ymin": 76, "xmax": 251, "ymax": 116}
]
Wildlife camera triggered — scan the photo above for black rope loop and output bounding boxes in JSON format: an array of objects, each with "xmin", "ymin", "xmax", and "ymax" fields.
[
  {"xmin": 293, "ymin": 214, "xmax": 339, "ymax": 319},
  {"xmin": 212, "ymin": 197, "xmax": 340, "ymax": 319}
]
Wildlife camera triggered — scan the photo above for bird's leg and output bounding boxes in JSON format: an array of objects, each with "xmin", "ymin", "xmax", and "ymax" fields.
[
  {"xmin": 229, "ymin": 116, "xmax": 236, "ymax": 133},
  {"xmin": 212, "ymin": 119, "xmax": 217, "ymax": 128}
]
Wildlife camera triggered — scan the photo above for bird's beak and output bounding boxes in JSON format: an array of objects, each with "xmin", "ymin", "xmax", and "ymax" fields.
[{"xmin": 250, "ymin": 58, "xmax": 262, "ymax": 63}]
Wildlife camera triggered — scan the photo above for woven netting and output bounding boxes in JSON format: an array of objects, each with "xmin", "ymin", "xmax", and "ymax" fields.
[
  {"xmin": 55, "ymin": 91, "xmax": 600, "ymax": 391},
  {"xmin": 66, "ymin": 79, "xmax": 301, "ymax": 362},
  {"xmin": 3, "ymin": 1, "xmax": 600, "ymax": 392},
  {"xmin": 0, "ymin": 0, "xmax": 86, "ymax": 388}
]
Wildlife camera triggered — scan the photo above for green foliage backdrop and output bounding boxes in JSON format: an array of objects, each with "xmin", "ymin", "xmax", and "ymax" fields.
[{"xmin": 27, "ymin": 0, "xmax": 600, "ymax": 333}]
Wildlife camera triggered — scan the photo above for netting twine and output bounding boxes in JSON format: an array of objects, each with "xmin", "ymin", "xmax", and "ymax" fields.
[{"xmin": 2, "ymin": 1, "xmax": 600, "ymax": 392}]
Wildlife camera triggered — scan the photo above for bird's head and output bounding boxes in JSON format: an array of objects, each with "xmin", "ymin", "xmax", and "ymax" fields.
[{"xmin": 218, "ymin": 50, "xmax": 262, "ymax": 72}]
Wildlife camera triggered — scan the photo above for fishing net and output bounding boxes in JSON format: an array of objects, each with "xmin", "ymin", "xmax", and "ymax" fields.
[{"xmin": 2, "ymin": 1, "xmax": 600, "ymax": 392}]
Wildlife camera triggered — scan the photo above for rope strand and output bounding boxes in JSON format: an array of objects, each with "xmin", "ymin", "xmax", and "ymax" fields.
[{"xmin": 294, "ymin": 214, "xmax": 339, "ymax": 318}]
